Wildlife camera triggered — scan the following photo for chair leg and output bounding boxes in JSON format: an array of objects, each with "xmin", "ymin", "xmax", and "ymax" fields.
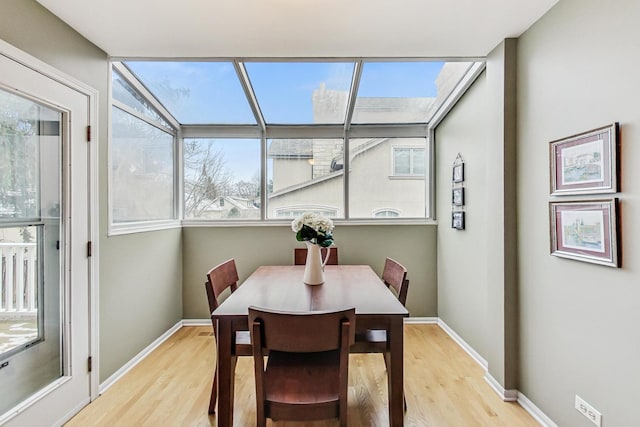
[
  {"xmin": 208, "ymin": 371, "xmax": 217, "ymax": 414},
  {"xmin": 339, "ymin": 409, "xmax": 348, "ymax": 427},
  {"xmin": 256, "ymin": 406, "xmax": 266, "ymax": 427}
]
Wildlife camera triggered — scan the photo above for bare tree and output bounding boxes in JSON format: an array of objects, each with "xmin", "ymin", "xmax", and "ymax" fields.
[
  {"xmin": 232, "ymin": 171, "xmax": 260, "ymax": 200},
  {"xmin": 183, "ymin": 139, "xmax": 232, "ymax": 218}
]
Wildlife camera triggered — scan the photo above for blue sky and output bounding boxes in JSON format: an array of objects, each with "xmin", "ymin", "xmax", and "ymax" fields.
[{"xmin": 125, "ymin": 60, "xmax": 445, "ymax": 125}]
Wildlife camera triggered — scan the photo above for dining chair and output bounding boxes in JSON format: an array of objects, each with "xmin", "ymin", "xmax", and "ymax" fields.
[
  {"xmin": 351, "ymin": 257, "xmax": 409, "ymax": 410},
  {"xmin": 294, "ymin": 246, "xmax": 339, "ymax": 265},
  {"xmin": 204, "ymin": 259, "xmax": 252, "ymax": 414},
  {"xmin": 248, "ymin": 306, "xmax": 356, "ymax": 427}
]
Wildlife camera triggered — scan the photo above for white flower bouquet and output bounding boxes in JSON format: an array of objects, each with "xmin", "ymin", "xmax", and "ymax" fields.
[{"xmin": 291, "ymin": 212, "xmax": 335, "ymax": 247}]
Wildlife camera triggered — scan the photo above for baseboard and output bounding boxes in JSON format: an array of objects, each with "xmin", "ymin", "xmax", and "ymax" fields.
[
  {"xmin": 98, "ymin": 320, "xmax": 183, "ymax": 394},
  {"xmin": 517, "ymin": 392, "xmax": 559, "ymax": 427},
  {"xmin": 182, "ymin": 318, "xmax": 210, "ymax": 326},
  {"xmin": 437, "ymin": 318, "xmax": 488, "ymax": 369},
  {"xmin": 404, "ymin": 316, "xmax": 438, "ymax": 324},
  {"xmin": 484, "ymin": 372, "xmax": 518, "ymax": 401}
]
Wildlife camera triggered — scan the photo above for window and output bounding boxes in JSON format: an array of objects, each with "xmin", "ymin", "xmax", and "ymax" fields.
[
  {"xmin": 275, "ymin": 207, "xmax": 338, "ymax": 218},
  {"xmin": 353, "ymin": 62, "xmax": 442, "ymax": 124},
  {"xmin": 349, "ymin": 138, "xmax": 426, "ymax": 219},
  {"xmin": 183, "ymin": 138, "xmax": 260, "ymax": 220},
  {"xmin": 393, "ymin": 147, "xmax": 426, "ymax": 176},
  {"xmin": 125, "ymin": 61, "xmax": 256, "ymax": 125},
  {"xmin": 111, "ymin": 107, "xmax": 175, "ymax": 223},
  {"xmin": 110, "ymin": 58, "xmax": 482, "ymax": 226},
  {"xmin": 374, "ymin": 209, "xmax": 400, "ymax": 218},
  {"xmin": 245, "ymin": 62, "xmax": 353, "ymax": 124},
  {"xmin": 267, "ymin": 138, "xmax": 344, "ymax": 219},
  {"xmin": 110, "ymin": 66, "xmax": 177, "ymax": 227}
]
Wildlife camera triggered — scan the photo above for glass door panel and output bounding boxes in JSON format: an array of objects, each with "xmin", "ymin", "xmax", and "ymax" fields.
[{"xmin": 0, "ymin": 87, "xmax": 62, "ymax": 414}]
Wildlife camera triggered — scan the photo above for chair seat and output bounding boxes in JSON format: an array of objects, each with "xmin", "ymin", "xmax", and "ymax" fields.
[{"xmin": 265, "ymin": 350, "xmax": 340, "ymax": 404}]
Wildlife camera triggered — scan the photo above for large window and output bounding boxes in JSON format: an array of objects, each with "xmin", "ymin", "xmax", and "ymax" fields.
[
  {"xmin": 267, "ymin": 138, "xmax": 344, "ymax": 219},
  {"xmin": 349, "ymin": 137, "xmax": 426, "ymax": 219},
  {"xmin": 183, "ymin": 138, "xmax": 260, "ymax": 220},
  {"xmin": 110, "ymin": 59, "xmax": 482, "ymax": 227},
  {"xmin": 111, "ymin": 107, "xmax": 175, "ymax": 223},
  {"xmin": 110, "ymin": 67, "xmax": 177, "ymax": 227}
]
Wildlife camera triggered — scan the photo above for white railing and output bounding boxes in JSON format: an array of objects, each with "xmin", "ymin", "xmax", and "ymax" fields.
[{"xmin": 0, "ymin": 243, "xmax": 38, "ymax": 318}]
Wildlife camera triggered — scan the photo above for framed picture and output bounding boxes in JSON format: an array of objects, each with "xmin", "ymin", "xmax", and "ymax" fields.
[
  {"xmin": 452, "ymin": 163, "xmax": 464, "ymax": 183},
  {"xmin": 452, "ymin": 187, "xmax": 465, "ymax": 206},
  {"xmin": 550, "ymin": 123, "xmax": 619, "ymax": 195},
  {"xmin": 451, "ymin": 211, "xmax": 465, "ymax": 230},
  {"xmin": 549, "ymin": 199, "xmax": 620, "ymax": 267}
]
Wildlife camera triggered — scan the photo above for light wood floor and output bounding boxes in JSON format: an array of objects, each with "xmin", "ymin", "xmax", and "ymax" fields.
[{"xmin": 66, "ymin": 324, "xmax": 539, "ymax": 426}]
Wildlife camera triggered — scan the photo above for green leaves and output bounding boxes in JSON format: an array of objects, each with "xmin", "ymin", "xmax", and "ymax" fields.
[{"xmin": 296, "ymin": 224, "xmax": 334, "ymax": 247}]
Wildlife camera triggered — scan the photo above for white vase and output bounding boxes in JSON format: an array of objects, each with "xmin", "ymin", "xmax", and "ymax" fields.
[{"xmin": 303, "ymin": 241, "xmax": 331, "ymax": 285}]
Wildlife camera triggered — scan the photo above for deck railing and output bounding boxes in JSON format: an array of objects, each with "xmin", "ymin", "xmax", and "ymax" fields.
[{"xmin": 0, "ymin": 243, "xmax": 38, "ymax": 318}]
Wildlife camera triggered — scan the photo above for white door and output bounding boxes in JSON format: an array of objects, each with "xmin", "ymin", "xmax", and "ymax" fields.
[{"xmin": 0, "ymin": 42, "xmax": 96, "ymax": 426}]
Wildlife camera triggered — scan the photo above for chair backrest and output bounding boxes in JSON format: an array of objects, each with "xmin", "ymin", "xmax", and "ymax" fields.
[
  {"xmin": 249, "ymin": 306, "xmax": 355, "ymax": 425},
  {"xmin": 294, "ymin": 246, "xmax": 339, "ymax": 266},
  {"xmin": 382, "ymin": 257, "xmax": 409, "ymax": 306},
  {"xmin": 248, "ymin": 306, "xmax": 355, "ymax": 353},
  {"xmin": 205, "ymin": 259, "xmax": 239, "ymax": 313}
]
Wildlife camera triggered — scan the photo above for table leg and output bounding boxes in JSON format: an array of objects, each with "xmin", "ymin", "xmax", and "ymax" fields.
[
  {"xmin": 216, "ymin": 319, "xmax": 235, "ymax": 427},
  {"xmin": 388, "ymin": 318, "xmax": 404, "ymax": 427}
]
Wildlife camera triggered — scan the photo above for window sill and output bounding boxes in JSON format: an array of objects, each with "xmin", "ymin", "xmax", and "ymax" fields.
[
  {"xmin": 108, "ymin": 220, "xmax": 182, "ymax": 236},
  {"xmin": 182, "ymin": 218, "xmax": 436, "ymax": 227},
  {"xmin": 388, "ymin": 175, "xmax": 425, "ymax": 180}
]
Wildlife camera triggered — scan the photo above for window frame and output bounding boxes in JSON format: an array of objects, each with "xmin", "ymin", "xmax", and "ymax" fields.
[
  {"xmin": 108, "ymin": 59, "xmax": 486, "ymax": 232},
  {"xmin": 108, "ymin": 63, "xmax": 181, "ymax": 235}
]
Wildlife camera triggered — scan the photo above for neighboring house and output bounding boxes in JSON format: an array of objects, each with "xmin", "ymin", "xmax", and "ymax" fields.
[
  {"xmin": 267, "ymin": 62, "xmax": 469, "ymax": 219},
  {"xmin": 195, "ymin": 195, "xmax": 259, "ymax": 219},
  {"xmin": 268, "ymin": 136, "xmax": 426, "ymax": 218}
]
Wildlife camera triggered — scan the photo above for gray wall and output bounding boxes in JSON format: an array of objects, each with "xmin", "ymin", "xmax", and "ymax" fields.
[
  {"xmin": 435, "ymin": 72, "xmax": 490, "ymax": 358},
  {"xmin": 0, "ymin": 0, "xmax": 184, "ymax": 383},
  {"xmin": 183, "ymin": 224, "xmax": 437, "ymax": 319},
  {"xmin": 516, "ymin": 0, "xmax": 640, "ymax": 424},
  {"xmin": 437, "ymin": 0, "xmax": 640, "ymax": 424},
  {"xmin": 436, "ymin": 39, "xmax": 519, "ymax": 393}
]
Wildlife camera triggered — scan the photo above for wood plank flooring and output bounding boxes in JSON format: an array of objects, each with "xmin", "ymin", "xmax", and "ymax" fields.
[{"xmin": 65, "ymin": 324, "xmax": 539, "ymax": 426}]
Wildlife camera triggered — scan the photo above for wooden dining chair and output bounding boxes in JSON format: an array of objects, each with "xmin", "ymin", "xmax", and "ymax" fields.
[
  {"xmin": 294, "ymin": 246, "xmax": 339, "ymax": 265},
  {"xmin": 204, "ymin": 259, "xmax": 252, "ymax": 414},
  {"xmin": 248, "ymin": 306, "xmax": 356, "ymax": 427},
  {"xmin": 351, "ymin": 257, "xmax": 409, "ymax": 409}
]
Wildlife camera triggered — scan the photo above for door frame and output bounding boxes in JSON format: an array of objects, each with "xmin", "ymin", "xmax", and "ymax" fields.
[{"xmin": 0, "ymin": 38, "xmax": 99, "ymax": 421}]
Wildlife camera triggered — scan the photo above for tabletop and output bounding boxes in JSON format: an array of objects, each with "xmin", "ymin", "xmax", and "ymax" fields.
[{"xmin": 212, "ymin": 264, "xmax": 409, "ymax": 319}]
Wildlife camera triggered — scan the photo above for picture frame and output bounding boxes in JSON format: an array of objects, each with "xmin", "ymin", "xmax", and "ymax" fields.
[
  {"xmin": 549, "ymin": 199, "xmax": 620, "ymax": 267},
  {"xmin": 452, "ymin": 163, "xmax": 464, "ymax": 183},
  {"xmin": 452, "ymin": 187, "xmax": 465, "ymax": 206},
  {"xmin": 451, "ymin": 211, "xmax": 465, "ymax": 230},
  {"xmin": 550, "ymin": 123, "xmax": 619, "ymax": 195}
]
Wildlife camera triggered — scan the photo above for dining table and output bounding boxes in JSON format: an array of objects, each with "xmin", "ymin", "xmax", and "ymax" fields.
[{"xmin": 211, "ymin": 264, "xmax": 408, "ymax": 426}]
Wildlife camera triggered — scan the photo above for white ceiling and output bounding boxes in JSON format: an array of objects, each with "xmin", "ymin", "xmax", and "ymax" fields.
[{"xmin": 36, "ymin": 0, "xmax": 558, "ymax": 59}]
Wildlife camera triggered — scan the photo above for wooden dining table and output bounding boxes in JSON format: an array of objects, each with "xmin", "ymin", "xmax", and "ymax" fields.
[{"xmin": 211, "ymin": 264, "xmax": 408, "ymax": 426}]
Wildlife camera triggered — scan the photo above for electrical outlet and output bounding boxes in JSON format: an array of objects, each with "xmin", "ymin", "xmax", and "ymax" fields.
[{"xmin": 575, "ymin": 395, "xmax": 602, "ymax": 427}]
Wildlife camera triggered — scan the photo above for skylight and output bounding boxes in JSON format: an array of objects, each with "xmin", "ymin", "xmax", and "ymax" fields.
[
  {"xmin": 121, "ymin": 59, "xmax": 477, "ymax": 127},
  {"xmin": 353, "ymin": 62, "xmax": 442, "ymax": 124},
  {"xmin": 124, "ymin": 61, "xmax": 256, "ymax": 125},
  {"xmin": 245, "ymin": 62, "xmax": 354, "ymax": 125}
]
